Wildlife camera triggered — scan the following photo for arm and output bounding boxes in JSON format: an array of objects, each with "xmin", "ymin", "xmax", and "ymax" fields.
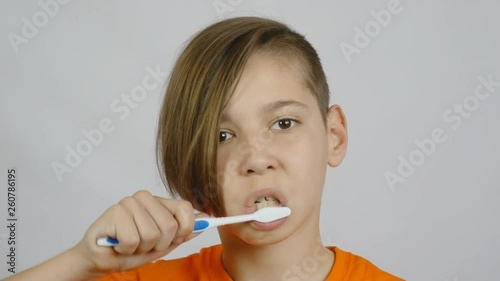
[
  {"xmin": 3, "ymin": 246, "xmax": 103, "ymax": 281},
  {"xmin": 3, "ymin": 191, "xmax": 204, "ymax": 281}
]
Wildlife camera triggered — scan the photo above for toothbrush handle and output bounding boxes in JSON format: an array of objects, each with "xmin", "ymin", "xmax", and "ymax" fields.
[
  {"xmin": 193, "ymin": 214, "xmax": 255, "ymax": 233},
  {"xmin": 97, "ymin": 213, "xmax": 257, "ymax": 246},
  {"xmin": 192, "ymin": 218, "xmax": 219, "ymax": 233},
  {"xmin": 97, "ymin": 237, "xmax": 119, "ymax": 247},
  {"xmin": 97, "ymin": 218, "xmax": 225, "ymax": 246}
]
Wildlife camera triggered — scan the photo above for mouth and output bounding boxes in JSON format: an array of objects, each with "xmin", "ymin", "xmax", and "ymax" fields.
[
  {"xmin": 253, "ymin": 196, "xmax": 281, "ymax": 210},
  {"xmin": 245, "ymin": 188, "xmax": 287, "ymax": 214}
]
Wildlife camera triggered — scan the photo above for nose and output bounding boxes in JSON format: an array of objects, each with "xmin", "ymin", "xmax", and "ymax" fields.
[{"xmin": 238, "ymin": 140, "xmax": 277, "ymax": 176}]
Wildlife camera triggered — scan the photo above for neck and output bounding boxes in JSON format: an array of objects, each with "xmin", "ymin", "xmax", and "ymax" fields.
[{"xmin": 219, "ymin": 221, "xmax": 334, "ymax": 281}]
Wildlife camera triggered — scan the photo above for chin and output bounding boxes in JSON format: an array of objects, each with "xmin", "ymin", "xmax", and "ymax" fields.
[{"xmin": 221, "ymin": 222, "xmax": 293, "ymax": 247}]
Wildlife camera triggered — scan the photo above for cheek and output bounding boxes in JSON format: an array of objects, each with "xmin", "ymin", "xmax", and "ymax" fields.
[
  {"xmin": 283, "ymin": 130, "xmax": 329, "ymax": 189},
  {"xmin": 286, "ymin": 128, "xmax": 329, "ymax": 165},
  {"xmin": 216, "ymin": 157, "xmax": 241, "ymax": 207}
]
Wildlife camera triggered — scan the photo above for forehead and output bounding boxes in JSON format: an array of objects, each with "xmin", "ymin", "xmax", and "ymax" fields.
[{"xmin": 221, "ymin": 53, "xmax": 313, "ymax": 119}]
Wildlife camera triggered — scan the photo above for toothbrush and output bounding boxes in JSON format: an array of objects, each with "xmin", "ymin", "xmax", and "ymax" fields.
[
  {"xmin": 96, "ymin": 207, "xmax": 291, "ymax": 246},
  {"xmin": 192, "ymin": 206, "xmax": 291, "ymax": 233}
]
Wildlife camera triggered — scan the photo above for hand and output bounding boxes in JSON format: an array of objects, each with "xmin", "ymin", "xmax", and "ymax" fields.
[{"xmin": 72, "ymin": 190, "xmax": 207, "ymax": 276}]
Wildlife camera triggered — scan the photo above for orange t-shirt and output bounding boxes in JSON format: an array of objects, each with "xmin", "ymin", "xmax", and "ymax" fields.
[{"xmin": 97, "ymin": 245, "xmax": 404, "ymax": 281}]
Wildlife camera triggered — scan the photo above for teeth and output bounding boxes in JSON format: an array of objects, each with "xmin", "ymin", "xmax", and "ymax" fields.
[{"xmin": 254, "ymin": 196, "xmax": 281, "ymax": 210}]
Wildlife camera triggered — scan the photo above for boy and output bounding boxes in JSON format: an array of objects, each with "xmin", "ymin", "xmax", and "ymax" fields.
[{"xmin": 6, "ymin": 17, "xmax": 404, "ymax": 280}]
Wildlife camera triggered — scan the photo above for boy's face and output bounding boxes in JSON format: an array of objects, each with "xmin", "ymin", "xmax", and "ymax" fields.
[{"xmin": 216, "ymin": 52, "xmax": 347, "ymax": 245}]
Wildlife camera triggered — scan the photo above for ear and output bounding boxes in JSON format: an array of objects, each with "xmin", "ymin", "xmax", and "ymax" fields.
[{"xmin": 326, "ymin": 104, "xmax": 348, "ymax": 167}]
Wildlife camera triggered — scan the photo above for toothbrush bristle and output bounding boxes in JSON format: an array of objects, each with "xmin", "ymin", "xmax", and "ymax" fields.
[{"xmin": 254, "ymin": 207, "xmax": 291, "ymax": 223}]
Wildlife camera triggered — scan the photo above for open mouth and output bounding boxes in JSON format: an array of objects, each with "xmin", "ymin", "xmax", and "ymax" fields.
[{"xmin": 254, "ymin": 196, "xmax": 281, "ymax": 210}]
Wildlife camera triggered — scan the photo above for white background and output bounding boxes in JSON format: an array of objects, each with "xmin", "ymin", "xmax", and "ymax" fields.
[{"xmin": 1, "ymin": 0, "xmax": 499, "ymax": 280}]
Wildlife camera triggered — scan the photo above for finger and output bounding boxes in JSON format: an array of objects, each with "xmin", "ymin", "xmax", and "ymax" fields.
[
  {"xmin": 103, "ymin": 203, "xmax": 141, "ymax": 256},
  {"xmin": 132, "ymin": 193, "xmax": 180, "ymax": 252},
  {"xmin": 117, "ymin": 196, "xmax": 160, "ymax": 255},
  {"xmin": 194, "ymin": 212, "xmax": 210, "ymax": 220},
  {"xmin": 153, "ymin": 197, "xmax": 196, "ymax": 244}
]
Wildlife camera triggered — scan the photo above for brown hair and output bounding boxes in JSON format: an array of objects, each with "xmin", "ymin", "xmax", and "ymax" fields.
[{"xmin": 156, "ymin": 17, "xmax": 330, "ymax": 216}]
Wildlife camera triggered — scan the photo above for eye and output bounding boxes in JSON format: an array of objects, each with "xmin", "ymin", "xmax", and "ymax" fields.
[
  {"xmin": 219, "ymin": 131, "xmax": 234, "ymax": 143},
  {"xmin": 271, "ymin": 118, "xmax": 297, "ymax": 130}
]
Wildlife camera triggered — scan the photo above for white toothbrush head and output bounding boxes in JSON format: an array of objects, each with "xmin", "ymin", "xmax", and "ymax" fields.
[{"xmin": 253, "ymin": 207, "xmax": 291, "ymax": 223}]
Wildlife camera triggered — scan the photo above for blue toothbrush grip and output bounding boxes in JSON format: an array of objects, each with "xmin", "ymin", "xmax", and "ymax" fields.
[
  {"xmin": 96, "ymin": 237, "xmax": 119, "ymax": 246},
  {"xmin": 106, "ymin": 237, "xmax": 119, "ymax": 244},
  {"xmin": 193, "ymin": 220, "xmax": 209, "ymax": 232}
]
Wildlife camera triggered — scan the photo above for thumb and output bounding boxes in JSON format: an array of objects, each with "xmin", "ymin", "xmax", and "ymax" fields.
[{"xmin": 185, "ymin": 212, "xmax": 210, "ymax": 241}]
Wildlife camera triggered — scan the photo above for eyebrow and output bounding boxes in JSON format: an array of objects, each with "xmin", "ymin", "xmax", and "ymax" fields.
[
  {"xmin": 259, "ymin": 100, "xmax": 309, "ymax": 115},
  {"xmin": 221, "ymin": 100, "xmax": 309, "ymax": 122}
]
